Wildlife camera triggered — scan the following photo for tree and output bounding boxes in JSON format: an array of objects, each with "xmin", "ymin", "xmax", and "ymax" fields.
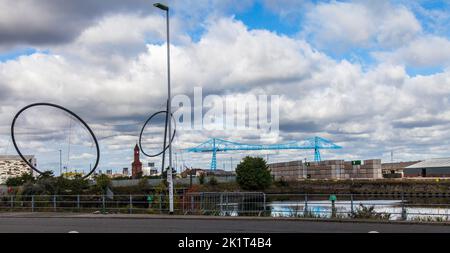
[
  {"xmin": 94, "ymin": 174, "xmax": 111, "ymax": 193},
  {"xmin": 5, "ymin": 172, "xmax": 35, "ymax": 187},
  {"xmin": 236, "ymin": 156, "xmax": 272, "ymax": 191},
  {"xmin": 198, "ymin": 172, "xmax": 206, "ymax": 185},
  {"xmin": 37, "ymin": 171, "xmax": 54, "ymax": 180}
]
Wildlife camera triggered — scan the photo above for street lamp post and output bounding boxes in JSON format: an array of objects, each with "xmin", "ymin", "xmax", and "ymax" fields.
[
  {"xmin": 59, "ymin": 149, "xmax": 62, "ymax": 176},
  {"xmin": 154, "ymin": 2, "xmax": 174, "ymax": 214}
]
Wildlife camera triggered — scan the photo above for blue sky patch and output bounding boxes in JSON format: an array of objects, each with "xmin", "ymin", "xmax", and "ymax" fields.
[{"xmin": 0, "ymin": 48, "xmax": 45, "ymax": 62}]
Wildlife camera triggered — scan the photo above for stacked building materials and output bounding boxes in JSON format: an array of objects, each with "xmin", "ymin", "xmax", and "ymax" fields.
[
  {"xmin": 269, "ymin": 159, "xmax": 383, "ymax": 181},
  {"xmin": 269, "ymin": 161, "xmax": 304, "ymax": 181}
]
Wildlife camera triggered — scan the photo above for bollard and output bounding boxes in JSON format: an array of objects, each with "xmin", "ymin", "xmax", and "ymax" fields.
[{"xmin": 329, "ymin": 195, "xmax": 337, "ymax": 218}]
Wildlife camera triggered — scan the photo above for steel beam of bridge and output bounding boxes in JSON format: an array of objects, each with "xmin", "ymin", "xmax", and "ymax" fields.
[{"xmin": 185, "ymin": 136, "xmax": 342, "ymax": 170}]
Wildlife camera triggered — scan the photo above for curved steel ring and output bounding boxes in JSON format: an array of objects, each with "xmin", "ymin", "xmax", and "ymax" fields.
[
  {"xmin": 10, "ymin": 103, "xmax": 100, "ymax": 179},
  {"xmin": 138, "ymin": 110, "xmax": 176, "ymax": 158}
]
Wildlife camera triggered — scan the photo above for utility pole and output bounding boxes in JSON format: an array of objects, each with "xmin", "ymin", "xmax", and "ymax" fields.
[
  {"xmin": 154, "ymin": 2, "xmax": 174, "ymax": 214},
  {"xmin": 59, "ymin": 149, "xmax": 62, "ymax": 176}
]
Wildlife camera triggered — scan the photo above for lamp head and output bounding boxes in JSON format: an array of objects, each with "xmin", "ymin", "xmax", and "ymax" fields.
[{"xmin": 154, "ymin": 3, "xmax": 169, "ymax": 11}]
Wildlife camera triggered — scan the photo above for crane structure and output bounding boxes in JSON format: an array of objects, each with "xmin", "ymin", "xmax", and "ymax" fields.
[{"xmin": 185, "ymin": 136, "xmax": 342, "ymax": 170}]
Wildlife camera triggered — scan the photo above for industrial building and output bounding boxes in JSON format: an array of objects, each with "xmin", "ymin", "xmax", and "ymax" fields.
[
  {"xmin": 269, "ymin": 159, "xmax": 382, "ymax": 181},
  {"xmin": 381, "ymin": 161, "xmax": 421, "ymax": 178},
  {"xmin": 404, "ymin": 158, "xmax": 450, "ymax": 177},
  {"xmin": 0, "ymin": 155, "xmax": 35, "ymax": 184}
]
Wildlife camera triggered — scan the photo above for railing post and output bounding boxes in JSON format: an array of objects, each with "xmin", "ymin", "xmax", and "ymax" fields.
[
  {"xmin": 129, "ymin": 195, "xmax": 133, "ymax": 214},
  {"xmin": 159, "ymin": 195, "xmax": 162, "ymax": 214},
  {"xmin": 10, "ymin": 195, "xmax": 14, "ymax": 210},
  {"xmin": 350, "ymin": 194, "xmax": 354, "ymax": 215},
  {"xmin": 401, "ymin": 192, "xmax": 407, "ymax": 221},
  {"xmin": 220, "ymin": 193, "xmax": 223, "ymax": 213},
  {"xmin": 182, "ymin": 193, "xmax": 185, "ymax": 215},
  {"xmin": 77, "ymin": 195, "xmax": 80, "ymax": 210},
  {"xmin": 263, "ymin": 193, "xmax": 266, "ymax": 216},
  {"xmin": 53, "ymin": 195, "xmax": 56, "ymax": 212},
  {"xmin": 200, "ymin": 193, "xmax": 204, "ymax": 211},
  {"xmin": 31, "ymin": 195, "xmax": 35, "ymax": 212},
  {"xmin": 102, "ymin": 195, "xmax": 106, "ymax": 214},
  {"xmin": 304, "ymin": 194, "xmax": 308, "ymax": 216}
]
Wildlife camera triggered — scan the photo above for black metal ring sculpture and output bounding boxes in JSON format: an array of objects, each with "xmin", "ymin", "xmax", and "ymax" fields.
[
  {"xmin": 138, "ymin": 110, "xmax": 176, "ymax": 157},
  {"xmin": 11, "ymin": 103, "xmax": 100, "ymax": 179}
]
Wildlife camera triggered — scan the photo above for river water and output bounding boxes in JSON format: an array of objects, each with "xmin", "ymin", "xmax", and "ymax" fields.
[{"xmin": 268, "ymin": 200, "xmax": 450, "ymax": 220}]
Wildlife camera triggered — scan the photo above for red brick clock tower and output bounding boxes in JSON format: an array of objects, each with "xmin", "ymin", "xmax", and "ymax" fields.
[{"xmin": 132, "ymin": 144, "xmax": 143, "ymax": 179}]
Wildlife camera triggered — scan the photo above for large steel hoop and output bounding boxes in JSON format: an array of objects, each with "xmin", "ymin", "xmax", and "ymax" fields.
[
  {"xmin": 138, "ymin": 110, "xmax": 176, "ymax": 158},
  {"xmin": 10, "ymin": 103, "xmax": 100, "ymax": 179}
]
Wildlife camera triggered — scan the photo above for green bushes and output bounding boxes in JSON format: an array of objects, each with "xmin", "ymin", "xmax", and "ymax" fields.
[
  {"xmin": 6, "ymin": 173, "xmax": 34, "ymax": 187},
  {"xmin": 198, "ymin": 173, "xmax": 206, "ymax": 185},
  {"xmin": 411, "ymin": 216, "xmax": 449, "ymax": 222},
  {"xmin": 348, "ymin": 204, "xmax": 391, "ymax": 220},
  {"xmin": 92, "ymin": 174, "xmax": 111, "ymax": 194},
  {"xmin": 236, "ymin": 156, "xmax": 272, "ymax": 191},
  {"xmin": 208, "ymin": 176, "xmax": 218, "ymax": 186}
]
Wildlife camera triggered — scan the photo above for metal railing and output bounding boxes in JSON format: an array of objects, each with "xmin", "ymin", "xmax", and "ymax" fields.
[{"xmin": 1, "ymin": 192, "xmax": 450, "ymax": 221}]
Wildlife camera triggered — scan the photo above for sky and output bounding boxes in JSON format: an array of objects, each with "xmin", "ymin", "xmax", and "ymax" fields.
[{"xmin": 1, "ymin": 0, "xmax": 450, "ymax": 174}]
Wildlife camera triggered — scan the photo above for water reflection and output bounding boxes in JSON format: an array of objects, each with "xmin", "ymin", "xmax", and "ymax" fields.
[{"xmin": 268, "ymin": 200, "xmax": 450, "ymax": 220}]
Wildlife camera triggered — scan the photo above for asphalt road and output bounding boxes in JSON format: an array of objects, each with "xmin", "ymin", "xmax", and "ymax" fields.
[{"xmin": 0, "ymin": 216, "xmax": 449, "ymax": 233}]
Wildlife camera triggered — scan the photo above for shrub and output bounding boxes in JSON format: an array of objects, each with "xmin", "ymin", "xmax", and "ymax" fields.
[
  {"xmin": 6, "ymin": 172, "xmax": 35, "ymax": 187},
  {"xmin": 198, "ymin": 173, "xmax": 206, "ymax": 185},
  {"xmin": 348, "ymin": 204, "xmax": 391, "ymax": 220},
  {"xmin": 274, "ymin": 178, "xmax": 289, "ymax": 187},
  {"xmin": 93, "ymin": 174, "xmax": 112, "ymax": 193},
  {"xmin": 236, "ymin": 156, "xmax": 272, "ymax": 191},
  {"xmin": 208, "ymin": 176, "xmax": 218, "ymax": 186}
]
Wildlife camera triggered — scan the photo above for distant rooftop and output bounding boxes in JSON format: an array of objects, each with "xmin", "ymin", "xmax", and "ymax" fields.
[
  {"xmin": 406, "ymin": 158, "xmax": 450, "ymax": 169},
  {"xmin": 382, "ymin": 161, "xmax": 421, "ymax": 170}
]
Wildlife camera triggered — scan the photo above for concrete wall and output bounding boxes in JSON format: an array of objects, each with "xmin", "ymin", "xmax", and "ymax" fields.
[
  {"xmin": 269, "ymin": 159, "xmax": 383, "ymax": 181},
  {"xmin": 111, "ymin": 176, "xmax": 236, "ymax": 188}
]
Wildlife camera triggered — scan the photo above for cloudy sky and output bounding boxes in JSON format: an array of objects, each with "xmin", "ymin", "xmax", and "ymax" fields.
[{"xmin": 1, "ymin": 0, "xmax": 450, "ymax": 174}]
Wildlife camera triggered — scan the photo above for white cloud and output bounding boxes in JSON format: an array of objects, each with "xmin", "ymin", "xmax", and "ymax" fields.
[
  {"xmin": 303, "ymin": 0, "xmax": 422, "ymax": 51},
  {"xmin": 373, "ymin": 36, "xmax": 450, "ymax": 68},
  {"xmin": 1, "ymin": 15, "xmax": 450, "ymax": 171}
]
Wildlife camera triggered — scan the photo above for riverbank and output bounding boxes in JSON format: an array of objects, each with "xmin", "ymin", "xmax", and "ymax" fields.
[{"xmin": 110, "ymin": 178, "xmax": 450, "ymax": 195}]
